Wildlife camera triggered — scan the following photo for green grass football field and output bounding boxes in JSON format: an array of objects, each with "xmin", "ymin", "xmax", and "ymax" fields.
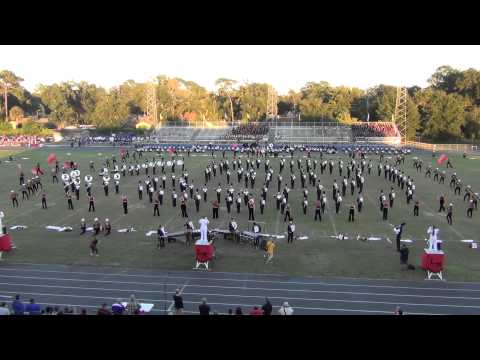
[{"xmin": 0, "ymin": 147, "xmax": 479, "ymax": 281}]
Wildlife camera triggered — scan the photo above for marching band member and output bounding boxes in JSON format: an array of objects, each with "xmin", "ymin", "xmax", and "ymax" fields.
[{"xmin": 287, "ymin": 220, "xmax": 295, "ymax": 244}]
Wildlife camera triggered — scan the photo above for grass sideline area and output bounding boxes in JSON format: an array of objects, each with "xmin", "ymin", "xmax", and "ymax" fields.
[{"xmin": 0, "ymin": 147, "xmax": 479, "ymax": 281}]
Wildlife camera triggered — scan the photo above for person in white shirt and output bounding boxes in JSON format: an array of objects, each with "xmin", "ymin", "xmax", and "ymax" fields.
[
  {"xmin": 278, "ymin": 301, "xmax": 293, "ymax": 315},
  {"xmin": 199, "ymin": 217, "xmax": 210, "ymax": 243},
  {"xmin": 138, "ymin": 181, "xmax": 144, "ymax": 200},
  {"xmin": 0, "ymin": 302, "xmax": 11, "ymax": 315}
]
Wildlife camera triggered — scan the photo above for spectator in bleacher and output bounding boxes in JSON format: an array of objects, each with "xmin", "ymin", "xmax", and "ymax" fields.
[
  {"xmin": 262, "ymin": 298, "xmax": 273, "ymax": 315},
  {"xmin": 11, "ymin": 294, "xmax": 25, "ymax": 315},
  {"xmin": 249, "ymin": 306, "xmax": 264, "ymax": 315},
  {"xmin": 97, "ymin": 303, "xmax": 112, "ymax": 315},
  {"xmin": 24, "ymin": 298, "xmax": 41, "ymax": 315},
  {"xmin": 126, "ymin": 294, "xmax": 141, "ymax": 315},
  {"xmin": 278, "ymin": 301, "xmax": 294, "ymax": 315},
  {"xmin": 351, "ymin": 122, "xmax": 398, "ymax": 138},
  {"xmin": 173, "ymin": 289, "xmax": 184, "ymax": 315},
  {"xmin": 225, "ymin": 123, "xmax": 269, "ymax": 140},
  {"xmin": 235, "ymin": 307, "xmax": 243, "ymax": 315},
  {"xmin": 199, "ymin": 298, "xmax": 211, "ymax": 315},
  {"xmin": 112, "ymin": 299, "xmax": 126, "ymax": 315},
  {"xmin": 0, "ymin": 302, "xmax": 11, "ymax": 315}
]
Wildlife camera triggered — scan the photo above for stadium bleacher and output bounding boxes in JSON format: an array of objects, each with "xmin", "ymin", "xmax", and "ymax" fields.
[{"xmin": 150, "ymin": 121, "xmax": 401, "ymax": 145}]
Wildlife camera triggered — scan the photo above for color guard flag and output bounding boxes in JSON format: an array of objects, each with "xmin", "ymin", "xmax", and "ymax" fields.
[
  {"xmin": 437, "ymin": 154, "xmax": 448, "ymax": 165},
  {"xmin": 47, "ymin": 153, "xmax": 57, "ymax": 166},
  {"xmin": 120, "ymin": 148, "xmax": 127, "ymax": 157},
  {"xmin": 31, "ymin": 167, "xmax": 44, "ymax": 175}
]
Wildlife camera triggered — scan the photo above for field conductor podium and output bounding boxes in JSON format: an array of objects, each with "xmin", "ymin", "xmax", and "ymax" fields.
[
  {"xmin": 0, "ymin": 211, "xmax": 14, "ymax": 259},
  {"xmin": 421, "ymin": 249, "xmax": 445, "ymax": 280},
  {"xmin": 194, "ymin": 243, "xmax": 214, "ymax": 271}
]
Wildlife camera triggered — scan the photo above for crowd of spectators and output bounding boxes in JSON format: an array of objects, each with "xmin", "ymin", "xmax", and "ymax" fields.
[
  {"xmin": 0, "ymin": 294, "xmax": 293, "ymax": 315},
  {"xmin": 0, "ymin": 294, "xmax": 406, "ymax": 315},
  {"xmin": 0, "ymin": 135, "xmax": 48, "ymax": 147},
  {"xmin": 351, "ymin": 122, "xmax": 399, "ymax": 138},
  {"xmin": 66, "ymin": 135, "xmax": 158, "ymax": 147},
  {"xmin": 224, "ymin": 123, "xmax": 269, "ymax": 141}
]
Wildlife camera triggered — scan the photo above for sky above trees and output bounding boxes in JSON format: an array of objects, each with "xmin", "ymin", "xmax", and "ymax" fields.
[{"xmin": 1, "ymin": 45, "xmax": 480, "ymax": 95}]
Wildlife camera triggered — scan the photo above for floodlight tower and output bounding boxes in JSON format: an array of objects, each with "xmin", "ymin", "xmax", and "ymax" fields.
[
  {"xmin": 394, "ymin": 86, "xmax": 408, "ymax": 145},
  {"xmin": 146, "ymin": 81, "xmax": 159, "ymax": 128},
  {"xmin": 266, "ymin": 85, "xmax": 278, "ymax": 121}
]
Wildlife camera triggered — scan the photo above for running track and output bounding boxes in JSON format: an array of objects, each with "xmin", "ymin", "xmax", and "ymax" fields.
[{"xmin": 1, "ymin": 262, "xmax": 480, "ymax": 315}]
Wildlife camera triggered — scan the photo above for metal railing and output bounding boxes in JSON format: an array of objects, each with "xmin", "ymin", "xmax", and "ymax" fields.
[{"xmin": 406, "ymin": 141, "xmax": 480, "ymax": 153}]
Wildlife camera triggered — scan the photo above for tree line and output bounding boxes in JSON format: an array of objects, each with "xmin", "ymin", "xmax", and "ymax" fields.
[{"xmin": 1, "ymin": 65, "xmax": 479, "ymax": 142}]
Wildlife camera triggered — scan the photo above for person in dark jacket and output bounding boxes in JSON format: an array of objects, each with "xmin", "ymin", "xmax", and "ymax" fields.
[
  {"xmin": 262, "ymin": 298, "xmax": 273, "ymax": 316},
  {"xmin": 11, "ymin": 294, "xmax": 25, "ymax": 315},
  {"xmin": 173, "ymin": 289, "xmax": 184, "ymax": 315},
  {"xmin": 399, "ymin": 244, "xmax": 410, "ymax": 270},
  {"xmin": 199, "ymin": 298, "xmax": 210, "ymax": 315},
  {"xmin": 24, "ymin": 298, "xmax": 41, "ymax": 315}
]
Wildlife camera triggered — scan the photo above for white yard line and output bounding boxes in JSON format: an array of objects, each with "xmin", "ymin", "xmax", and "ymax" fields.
[
  {"xmin": 1, "ymin": 277, "xmax": 480, "ymax": 298},
  {"xmin": 2, "ymin": 267, "xmax": 480, "ymax": 291}
]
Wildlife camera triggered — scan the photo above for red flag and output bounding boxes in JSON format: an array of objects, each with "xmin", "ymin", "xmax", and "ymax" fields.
[
  {"xmin": 47, "ymin": 153, "xmax": 57, "ymax": 166},
  {"xmin": 31, "ymin": 167, "xmax": 44, "ymax": 175},
  {"xmin": 437, "ymin": 154, "xmax": 448, "ymax": 165},
  {"xmin": 167, "ymin": 146, "xmax": 174, "ymax": 156},
  {"xmin": 64, "ymin": 161, "xmax": 72, "ymax": 169},
  {"xmin": 120, "ymin": 148, "xmax": 126, "ymax": 157}
]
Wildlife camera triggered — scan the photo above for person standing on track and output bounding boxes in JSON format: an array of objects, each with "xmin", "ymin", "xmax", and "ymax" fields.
[
  {"xmin": 212, "ymin": 199, "xmax": 219, "ymax": 219},
  {"xmin": 446, "ymin": 203, "xmax": 453, "ymax": 225},
  {"xmin": 80, "ymin": 218, "xmax": 86, "ymax": 235},
  {"xmin": 413, "ymin": 200, "xmax": 419, "ymax": 216},
  {"xmin": 180, "ymin": 198, "xmax": 188, "ymax": 218},
  {"xmin": 10, "ymin": 190, "xmax": 19, "ymax": 208},
  {"xmin": 122, "ymin": 194, "xmax": 128, "ymax": 214},
  {"xmin": 157, "ymin": 225, "xmax": 167, "ymax": 249},
  {"xmin": 348, "ymin": 204, "xmax": 355, "ymax": 222},
  {"xmin": 248, "ymin": 197, "xmax": 255, "ymax": 221},
  {"xmin": 265, "ymin": 240, "xmax": 276, "ymax": 264},
  {"xmin": 138, "ymin": 181, "xmax": 143, "ymax": 200},
  {"xmin": 41, "ymin": 192, "xmax": 47, "ymax": 209},
  {"xmin": 90, "ymin": 237, "xmax": 99, "ymax": 256},
  {"xmin": 287, "ymin": 220, "xmax": 295, "ymax": 244},
  {"xmin": 88, "ymin": 194, "xmax": 95, "ymax": 212},
  {"xmin": 439, "ymin": 195, "xmax": 446, "ymax": 212},
  {"xmin": 67, "ymin": 192, "xmax": 74, "ymax": 210},
  {"xmin": 314, "ymin": 199, "xmax": 322, "ymax": 221},
  {"xmin": 153, "ymin": 196, "xmax": 160, "ymax": 216},
  {"xmin": 104, "ymin": 219, "xmax": 111, "ymax": 236}
]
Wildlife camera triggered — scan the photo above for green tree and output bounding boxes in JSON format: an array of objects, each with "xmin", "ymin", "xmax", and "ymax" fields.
[
  {"xmin": 35, "ymin": 83, "xmax": 77, "ymax": 125},
  {"xmin": 119, "ymin": 80, "xmax": 146, "ymax": 118},
  {"xmin": 9, "ymin": 106, "xmax": 24, "ymax": 122},
  {"xmin": 75, "ymin": 81, "xmax": 106, "ymax": 125},
  {"xmin": 428, "ymin": 65, "xmax": 462, "ymax": 93},
  {"xmin": 416, "ymin": 89, "xmax": 466, "ymax": 141},
  {"xmin": 455, "ymin": 68, "xmax": 480, "ymax": 106},
  {"xmin": 462, "ymin": 107, "xmax": 480, "ymax": 141},
  {"xmin": 215, "ymin": 78, "xmax": 237, "ymax": 123},
  {"xmin": 91, "ymin": 88, "xmax": 129, "ymax": 128},
  {"xmin": 237, "ymin": 83, "xmax": 268, "ymax": 121},
  {"xmin": 0, "ymin": 70, "xmax": 24, "ymax": 122}
]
